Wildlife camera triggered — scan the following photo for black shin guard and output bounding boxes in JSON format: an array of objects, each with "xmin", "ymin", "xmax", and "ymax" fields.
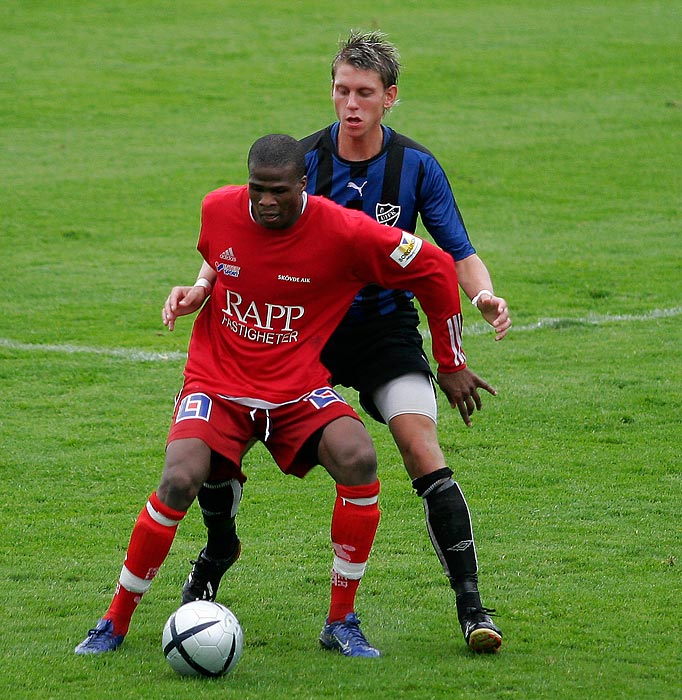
[
  {"xmin": 196, "ymin": 479, "xmax": 242, "ymax": 560},
  {"xmin": 412, "ymin": 467, "xmax": 480, "ymax": 598}
]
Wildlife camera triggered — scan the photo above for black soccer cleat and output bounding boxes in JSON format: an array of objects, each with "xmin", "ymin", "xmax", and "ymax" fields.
[
  {"xmin": 460, "ymin": 606, "xmax": 503, "ymax": 653},
  {"xmin": 181, "ymin": 542, "xmax": 241, "ymax": 605}
]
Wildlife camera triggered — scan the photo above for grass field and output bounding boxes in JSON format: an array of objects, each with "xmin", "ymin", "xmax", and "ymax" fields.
[{"xmin": 1, "ymin": 1, "xmax": 681, "ymax": 698}]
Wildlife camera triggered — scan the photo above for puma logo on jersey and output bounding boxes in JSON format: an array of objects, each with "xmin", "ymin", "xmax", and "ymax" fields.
[{"xmin": 346, "ymin": 180, "xmax": 368, "ymax": 197}]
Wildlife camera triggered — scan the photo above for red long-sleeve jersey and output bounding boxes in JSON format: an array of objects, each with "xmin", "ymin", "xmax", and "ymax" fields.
[{"xmin": 183, "ymin": 186, "xmax": 466, "ymax": 405}]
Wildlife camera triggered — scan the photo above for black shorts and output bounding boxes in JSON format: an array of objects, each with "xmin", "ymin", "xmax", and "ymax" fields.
[{"xmin": 321, "ymin": 306, "xmax": 432, "ymax": 423}]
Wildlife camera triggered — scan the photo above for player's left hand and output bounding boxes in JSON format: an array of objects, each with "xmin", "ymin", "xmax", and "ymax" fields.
[
  {"xmin": 476, "ymin": 293, "xmax": 511, "ymax": 341},
  {"xmin": 437, "ymin": 369, "xmax": 497, "ymax": 427}
]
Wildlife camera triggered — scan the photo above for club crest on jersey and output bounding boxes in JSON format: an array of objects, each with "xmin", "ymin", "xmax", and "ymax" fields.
[
  {"xmin": 390, "ymin": 232, "xmax": 423, "ymax": 268},
  {"xmin": 305, "ymin": 387, "xmax": 347, "ymax": 410},
  {"xmin": 376, "ymin": 202, "xmax": 401, "ymax": 227},
  {"xmin": 175, "ymin": 393, "xmax": 212, "ymax": 422}
]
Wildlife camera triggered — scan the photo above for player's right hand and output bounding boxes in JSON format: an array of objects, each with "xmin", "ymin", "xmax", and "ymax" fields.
[{"xmin": 162, "ymin": 285, "xmax": 208, "ymax": 331}]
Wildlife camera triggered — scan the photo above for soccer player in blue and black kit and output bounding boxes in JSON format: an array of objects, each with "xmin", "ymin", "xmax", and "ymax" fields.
[{"xmin": 166, "ymin": 31, "xmax": 510, "ymax": 654}]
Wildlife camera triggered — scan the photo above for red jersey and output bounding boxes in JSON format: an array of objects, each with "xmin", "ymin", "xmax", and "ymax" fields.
[{"xmin": 183, "ymin": 186, "xmax": 466, "ymax": 405}]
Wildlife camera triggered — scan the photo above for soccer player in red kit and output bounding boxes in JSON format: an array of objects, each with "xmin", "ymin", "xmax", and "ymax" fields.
[{"xmin": 75, "ymin": 134, "xmax": 495, "ymax": 658}]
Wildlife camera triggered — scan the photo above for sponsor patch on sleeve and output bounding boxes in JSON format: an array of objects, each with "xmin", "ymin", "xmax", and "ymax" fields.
[{"xmin": 390, "ymin": 232, "xmax": 423, "ymax": 268}]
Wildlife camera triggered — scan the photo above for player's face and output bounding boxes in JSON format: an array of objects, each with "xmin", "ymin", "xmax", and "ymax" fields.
[
  {"xmin": 248, "ymin": 164, "xmax": 307, "ymax": 230},
  {"xmin": 332, "ymin": 63, "xmax": 397, "ymax": 140}
]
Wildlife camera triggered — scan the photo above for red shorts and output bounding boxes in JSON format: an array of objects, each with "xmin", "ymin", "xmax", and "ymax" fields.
[{"xmin": 166, "ymin": 384, "xmax": 362, "ymax": 482}]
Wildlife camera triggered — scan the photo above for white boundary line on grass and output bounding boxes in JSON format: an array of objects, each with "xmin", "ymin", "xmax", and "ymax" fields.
[
  {"xmin": 460, "ymin": 305, "xmax": 682, "ymax": 337},
  {"xmin": 0, "ymin": 339, "xmax": 186, "ymax": 362},
  {"xmin": 0, "ymin": 306, "xmax": 680, "ymax": 363}
]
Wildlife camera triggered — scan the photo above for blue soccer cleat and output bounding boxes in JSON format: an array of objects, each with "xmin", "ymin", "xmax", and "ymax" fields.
[
  {"xmin": 319, "ymin": 612, "xmax": 381, "ymax": 658},
  {"xmin": 74, "ymin": 618, "xmax": 125, "ymax": 655}
]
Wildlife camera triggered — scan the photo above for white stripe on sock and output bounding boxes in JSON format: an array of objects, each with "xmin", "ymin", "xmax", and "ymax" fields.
[
  {"xmin": 340, "ymin": 495, "xmax": 378, "ymax": 507},
  {"xmin": 332, "ymin": 558, "xmax": 367, "ymax": 580},
  {"xmin": 119, "ymin": 565, "xmax": 153, "ymax": 594},
  {"xmin": 145, "ymin": 500, "xmax": 181, "ymax": 528}
]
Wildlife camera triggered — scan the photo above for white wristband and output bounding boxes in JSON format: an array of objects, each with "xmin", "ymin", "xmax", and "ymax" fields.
[
  {"xmin": 471, "ymin": 289, "xmax": 494, "ymax": 307},
  {"xmin": 194, "ymin": 277, "xmax": 213, "ymax": 292}
]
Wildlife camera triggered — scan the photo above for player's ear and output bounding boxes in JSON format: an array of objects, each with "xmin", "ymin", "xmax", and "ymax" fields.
[
  {"xmin": 300, "ymin": 175, "xmax": 308, "ymax": 192},
  {"xmin": 384, "ymin": 85, "xmax": 398, "ymax": 110}
]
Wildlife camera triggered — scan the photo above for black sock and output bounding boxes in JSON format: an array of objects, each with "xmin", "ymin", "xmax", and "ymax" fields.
[
  {"xmin": 412, "ymin": 467, "xmax": 479, "ymax": 589},
  {"xmin": 196, "ymin": 479, "xmax": 242, "ymax": 560}
]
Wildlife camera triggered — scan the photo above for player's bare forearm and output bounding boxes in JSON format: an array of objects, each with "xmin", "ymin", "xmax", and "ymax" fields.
[
  {"xmin": 477, "ymin": 294, "xmax": 512, "ymax": 341},
  {"xmin": 197, "ymin": 260, "xmax": 216, "ymax": 285},
  {"xmin": 436, "ymin": 368, "xmax": 497, "ymax": 427},
  {"xmin": 455, "ymin": 254, "xmax": 511, "ymax": 341}
]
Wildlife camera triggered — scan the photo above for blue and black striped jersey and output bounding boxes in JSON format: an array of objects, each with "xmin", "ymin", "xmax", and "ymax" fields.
[{"xmin": 301, "ymin": 123, "xmax": 475, "ymax": 321}]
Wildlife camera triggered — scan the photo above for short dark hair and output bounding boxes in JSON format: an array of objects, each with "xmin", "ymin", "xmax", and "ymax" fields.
[
  {"xmin": 247, "ymin": 134, "xmax": 306, "ymax": 179},
  {"xmin": 332, "ymin": 30, "xmax": 401, "ymax": 88}
]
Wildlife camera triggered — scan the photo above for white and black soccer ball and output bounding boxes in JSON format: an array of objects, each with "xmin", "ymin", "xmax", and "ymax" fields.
[{"xmin": 162, "ymin": 600, "xmax": 243, "ymax": 677}]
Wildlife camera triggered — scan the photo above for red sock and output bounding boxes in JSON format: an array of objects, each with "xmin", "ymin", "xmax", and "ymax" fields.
[
  {"xmin": 105, "ymin": 492, "xmax": 185, "ymax": 635},
  {"xmin": 328, "ymin": 481, "xmax": 380, "ymax": 622}
]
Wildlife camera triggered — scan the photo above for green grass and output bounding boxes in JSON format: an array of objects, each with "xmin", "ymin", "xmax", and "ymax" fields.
[{"xmin": 1, "ymin": 1, "xmax": 680, "ymax": 698}]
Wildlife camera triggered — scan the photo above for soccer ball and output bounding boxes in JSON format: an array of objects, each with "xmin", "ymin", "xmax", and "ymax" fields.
[{"xmin": 162, "ymin": 600, "xmax": 243, "ymax": 677}]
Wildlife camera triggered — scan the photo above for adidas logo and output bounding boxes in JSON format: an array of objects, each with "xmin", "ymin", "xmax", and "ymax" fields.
[{"xmin": 220, "ymin": 247, "xmax": 237, "ymax": 262}]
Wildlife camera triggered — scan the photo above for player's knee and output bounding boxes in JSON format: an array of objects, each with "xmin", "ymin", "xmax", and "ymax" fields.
[
  {"xmin": 323, "ymin": 437, "xmax": 377, "ymax": 484},
  {"xmin": 157, "ymin": 468, "xmax": 202, "ymax": 510},
  {"xmin": 158, "ymin": 459, "xmax": 210, "ymax": 511},
  {"xmin": 318, "ymin": 417, "xmax": 377, "ymax": 485},
  {"xmin": 390, "ymin": 417, "xmax": 444, "ymax": 477},
  {"xmin": 332, "ymin": 439, "xmax": 377, "ymax": 485},
  {"xmin": 352, "ymin": 442, "xmax": 378, "ymax": 481},
  {"xmin": 403, "ymin": 437, "xmax": 444, "ymax": 470}
]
